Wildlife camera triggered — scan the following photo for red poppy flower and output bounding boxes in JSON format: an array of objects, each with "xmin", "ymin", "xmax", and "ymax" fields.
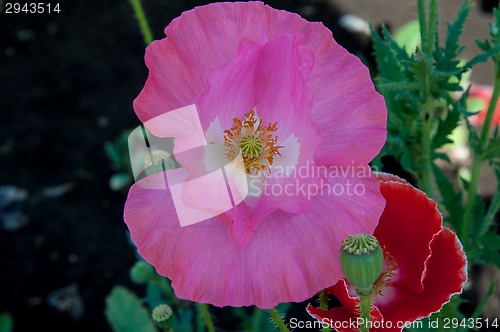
[{"xmin": 307, "ymin": 173, "xmax": 467, "ymax": 331}]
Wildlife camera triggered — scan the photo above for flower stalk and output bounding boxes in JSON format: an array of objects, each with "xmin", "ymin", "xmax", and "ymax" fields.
[
  {"xmin": 358, "ymin": 292, "xmax": 372, "ymax": 332},
  {"xmin": 199, "ymin": 304, "xmax": 215, "ymax": 332},
  {"xmin": 421, "ymin": 105, "xmax": 435, "ymax": 198},
  {"xmin": 462, "ymin": 66, "xmax": 500, "ymax": 247},
  {"xmin": 319, "ymin": 290, "xmax": 331, "ymax": 332},
  {"xmin": 130, "ymin": 0, "xmax": 153, "ymax": 45},
  {"xmin": 417, "ymin": 0, "xmax": 440, "ymax": 198},
  {"xmin": 268, "ymin": 308, "xmax": 290, "ymax": 332}
]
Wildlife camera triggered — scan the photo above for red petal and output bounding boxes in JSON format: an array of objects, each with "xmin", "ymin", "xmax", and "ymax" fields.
[
  {"xmin": 419, "ymin": 228, "xmax": 467, "ymax": 310},
  {"xmin": 379, "ymin": 228, "xmax": 467, "ymax": 323},
  {"xmin": 330, "ymin": 279, "xmax": 359, "ymax": 312},
  {"xmin": 309, "ymin": 280, "xmax": 386, "ymax": 331},
  {"xmin": 375, "ymin": 178, "xmax": 442, "ymax": 294}
]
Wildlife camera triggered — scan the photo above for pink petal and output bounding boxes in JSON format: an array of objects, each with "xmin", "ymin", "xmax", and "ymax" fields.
[
  {"xmin": 310, "ymin": 43, "xmax": 387, "ymax": 166},
  {"xmin": 133, "ymin": 2, "xmax": 267, "ymax": 123},
  {"xmin": 127, "ymin": 1, "xmax": 388, "ymax": 310},
  {"xmin": 195, "ymin": 38, "xmax": 262, "ymax": 130},
  {"xmin": 253, "ymin": 34, "xmax": 314, "ymax": 137},
  {"xmin": 124, "ymin": 166, "xmax": 384, "ymax": 308}
]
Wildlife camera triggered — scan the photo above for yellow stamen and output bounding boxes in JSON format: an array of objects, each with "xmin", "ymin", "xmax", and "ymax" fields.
[
  {"xmin": 372, "ymin": 247, "xmax": 398, "ymax": 296},
  {"xmin": 224, "ymin": 110, "xmax": 283, "ymax": 174}
]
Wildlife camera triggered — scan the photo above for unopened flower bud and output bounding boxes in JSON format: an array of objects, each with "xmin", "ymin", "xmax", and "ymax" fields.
[
  {"xmin": 340, "ymin": 233, "xmax": 383, "ymax": 295},
  {"xmin": 151, "ymin": 304, "xmax": 173, "ymax": 329},
  {"xmin": 130, "ymin": 261, "xmax": 155, "ymax": 284}
]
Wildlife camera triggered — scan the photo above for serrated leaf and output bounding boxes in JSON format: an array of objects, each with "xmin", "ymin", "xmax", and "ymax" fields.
[
  {"xmin": 433, "ymin": 151, "xmax": 451, "ymax": 163},
  {"xmin": 381, "ymin": 25, "xmax": 412, "ymax": 62},
  {"xmin": 465, "ymin": 119, "xmax": 482, "ymax": 151},
  {"xmin": 478, "ymin": 232, "xmax": 500, "ymax": 267},
  {"xmin": 493, "ymin": 7, "xmax": 500, "ymax": 45},
  {"xmin": 467, "ymin": 45, "xmax": 500, "ymax": 68},
  {"xmin": 433, "ymin": 106, "xmax": 461, "ymax": 150},
  {"xmin": 444, "ymin": 1, "xmax": 472, "ymax": 58},
  {"xmin": 105, "ymin": 286, "xmax": 157, "ymax": 332},
  {"xmin": 0, "ymin": 313, "xmax": 13, "ymax": 332},
  {"xmin": 371, "ymin": 25, "xmax": 405, "ymax": 82},
  {"xmin": 483, "ymin": 136, "xmax": 500, "ymax": 160},
  {"xmin": 433, "ymin": 164, "xmax": 463, "ymax": 230}
]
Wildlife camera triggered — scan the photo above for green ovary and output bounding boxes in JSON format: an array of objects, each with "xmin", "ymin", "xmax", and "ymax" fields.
[{"xmin": 239, "ymin": 135, "xmax": 263, "ymax": 159}]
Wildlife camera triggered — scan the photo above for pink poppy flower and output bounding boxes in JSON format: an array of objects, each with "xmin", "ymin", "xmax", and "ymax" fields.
[
  {"xmin": 467, "ymin": 84, "xmax": 500, "ymax": 127},
  {"xmin": 307, "ymin": 173, "xmax": 467, "ymax": 331},
  {"xmin": 124, "ymin": 2, "xmax": 387, "ymax": 308}
]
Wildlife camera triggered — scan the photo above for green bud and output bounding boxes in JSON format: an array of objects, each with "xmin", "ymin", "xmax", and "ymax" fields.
[
  {"xmin": 340, "ymin": 234, "xmax": 383, "ymax": 295},
  {"xmin": 129, "ymin": 261, "xmax": 155, "ymax": 284},
  {"xmin": 151, "ymin": 304, "xmax": 173, "ymax": 329}
]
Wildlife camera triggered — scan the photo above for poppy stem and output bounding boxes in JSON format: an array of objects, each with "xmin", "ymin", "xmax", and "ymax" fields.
[
  {"xmin": 268, "ymin": 307, "xmax": 290, "ymax": 332},
  {"xmin": 358, "ymin": 291, "xmax": 372, "ymax": 332},
  {"xmin": 462, "ymin": 66, "xmax": 500, "ymax": 247},
  {"xmin": 130, "ymin": 0, "xmax": 154, "ymax": 45},
  {"xmin": 198, "ymin": 303, "xmax": 215, "ymax": 332},
  {"xmin": 417, "ymin": 0, "xmax": 439, "ymax": 198},
  {"xmin": 319, "ymin": 290, "xmax": 331, "ymax": 332}
]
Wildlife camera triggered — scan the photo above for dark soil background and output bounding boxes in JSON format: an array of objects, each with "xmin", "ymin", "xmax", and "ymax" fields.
[{"xmin": 0, "ymin": 0, "xmax": 497, "ymax": 331}]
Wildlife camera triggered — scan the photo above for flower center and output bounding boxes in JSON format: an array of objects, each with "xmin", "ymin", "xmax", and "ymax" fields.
[
  {"xmin": 239, "ymin": 135, "xmax": 263, "ymax": 159},
  {"xmin": 224, "ymin": 110, "xmax": 283, "ymax": 174}
]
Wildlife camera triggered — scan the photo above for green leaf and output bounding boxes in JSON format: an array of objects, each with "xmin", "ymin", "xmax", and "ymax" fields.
[
  {"xmin": 467, "ymin": 45, "xmax": 500, "ymax": 68},
  {"xmin": 478, "ymin": 232, "xmax": 500, "ymax": 267},
  {"xmin": 371, "ymin": 25, "xmax": 405, "ymax": 82},
  {"xmin": 469, "ymin": 190, "xmax": 487, "ymax": 238},
  {"xmin": 0, "ymin": 313, "xmax": 13, "ymax": 332},
  {"xmin": 483, "ymin": 127, "xmax": 500, "ymax": 160},
  {"xmin": 444, "ymin": 1, "xmax": 472, "ymax": 59},
  {"xmin": 433, "ymin": 164, "xmax": 463, "ymax": 230},
  {"xmin": 433, "ymin": 97, "xmax": 462, "ymax": 150},
  {"xmin": 105, "ymin": 286, "xmax": 157, "ymax": 332}
]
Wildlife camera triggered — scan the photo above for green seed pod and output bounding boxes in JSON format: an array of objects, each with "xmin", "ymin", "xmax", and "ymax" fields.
[
  {"xmin": 340, "ymin": 233, "xmax": 383, "ymax": 295},
  {"xmin": 129, "ymin": 261, "xmax": 155, "ymax": 284},
  {"xmin": 151, "ymin": 304, "xmax": 173, "ymax": 329}
]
